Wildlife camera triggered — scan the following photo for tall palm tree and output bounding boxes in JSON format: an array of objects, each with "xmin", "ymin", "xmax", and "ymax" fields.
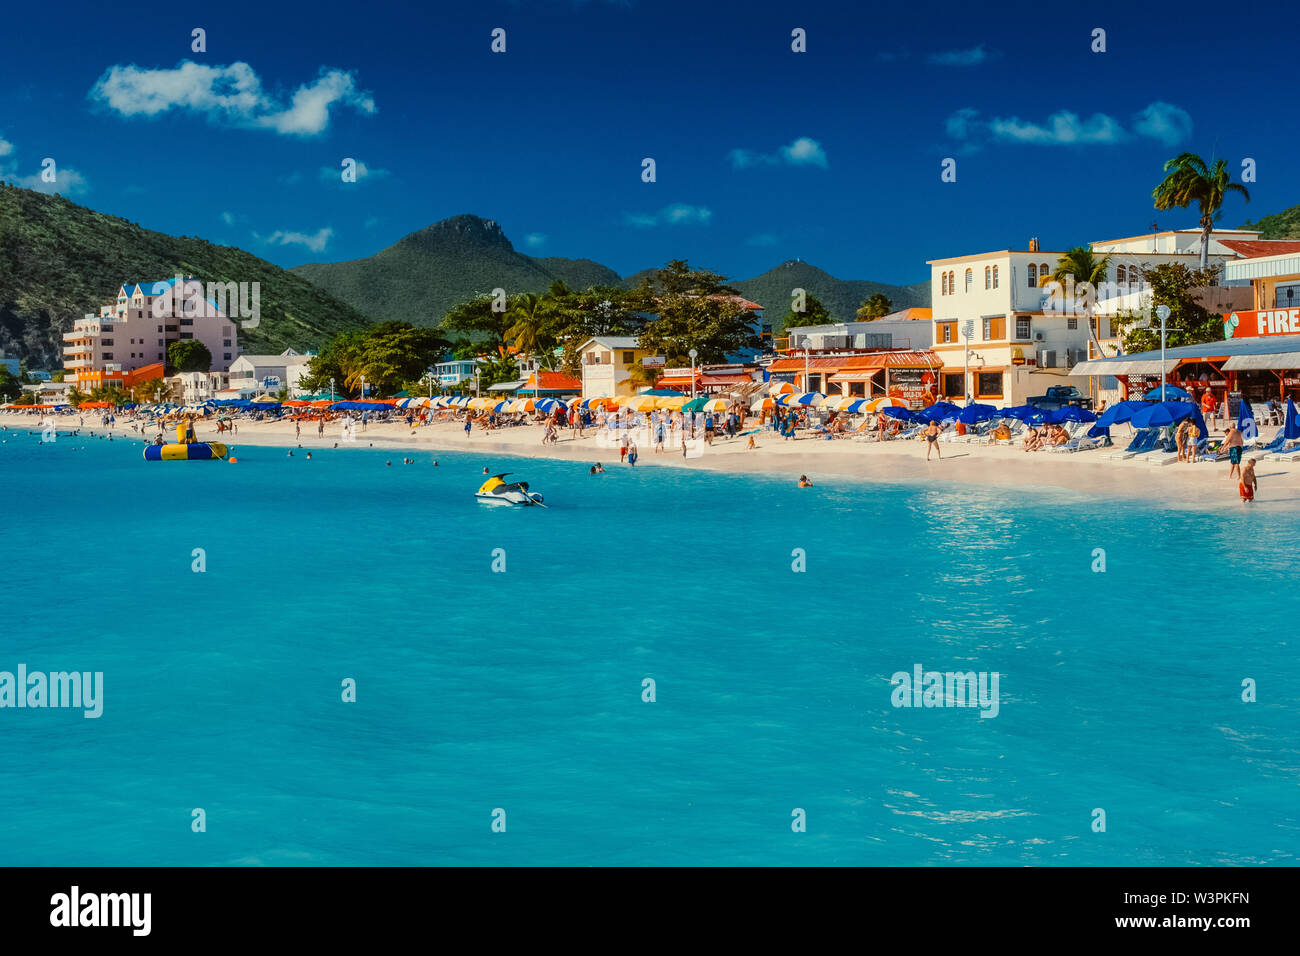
[
  {"xmin": 505, "ymin": 292, "xmax": 553, "ymax": 361},
  {"xmin": 624, "ymin": 361, "xmax": 659, "ymax": 391},
  {"xmin": 1044, "ymin": 247, "xmax": 1113, "ymax": 356},
  {"xmin": 1152, "ymin": 153, "xmax": 1250, "ymax": 270}
]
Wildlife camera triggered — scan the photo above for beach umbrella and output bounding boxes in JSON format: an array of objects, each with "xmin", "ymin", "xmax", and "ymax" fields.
[
  {"xmin": 655, "ymin": 395, "xmax": 689, "ymax": 410},
  {"xmin": 536, "ymin": 398, "xmax": 568, "ymax": 413},
  {"xmin": 1284, "ymin": 398, "xmax": 1300, "ymax": 440},
  {"xmin": 958, "ymin": 403, "xmax": 999, "ymax": 424},
  {"xmin": 778, "ymin": 392, "xmax": 826, "ymax": 406},
  {"xmin": 1095, "ymin": 400, "xmax": 1150, "ymax": 427},
  {"xmin": 751, "ymin": 396, "xmax": 775, "ymax": 412},
  {"xmin": 620, "ymin": 395, "xmax": 657, "ymax": 412},
  {"xmin": 492, "ymin": 400, "xmax": 511, "ymax": 413},
  {"xmin": 842, "ymin": 399, "xmax": 872, "ymax": 414},
  {"xmin": 701, "ymin": 399, "xmax": 729, "ymax": 413},
  {"xmin": 1129, "ymin": 401, "xmax": 1194, "ymax": 429},
  {"xmin": 645, "ymin": 388, "xmax": 687, "ymax": 397},
  {"xmin": 1000, "ymin": 404, "xmax": 1047, "ymax": 423},
  {"xmin": 916, "ymin": 402, "xmax": 960, "ymax": 424},
  {"xmin": 1236, "ymin": 397, "xmax": 1258, "ymax": 442},
  {"xmin": 1143, "ymin": 384, "xmax": 1191, "ymax": 401},
  {"xmin": 1045, "ymin": 405, "xmax": 1098, "ymax": 424},
  {"xmin": 768, "ymin": 381, "xmax": 796, "ymax": 395},
  {"xmin": 862, "ymin": 396, "xmax": 907, "ymax": 412},
  {"xmin": 879, "ymin": 406, "xmax": 914, "ymax": 422},
  {"xmin": 680, "ymin": 396, "xmax": 709, "ymax": 413}
]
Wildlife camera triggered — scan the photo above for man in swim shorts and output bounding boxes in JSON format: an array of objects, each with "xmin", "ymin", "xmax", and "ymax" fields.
[
  {"xmin": 1239, "ymin": 458, "xmax": 1258, "ymax": 503},
  {"xmin": 1224, "ymin": 424, "xmax": 1244, "ymax": 478}
]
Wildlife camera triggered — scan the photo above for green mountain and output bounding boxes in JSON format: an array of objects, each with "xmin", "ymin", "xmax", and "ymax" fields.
[
  {"xmin": 1241, "ymin": 203, "xmax": 1300, "ymax": 239},
  {"xmin": 294, "ymin": 214, "xmax": 929, "ymax": 328},
  {"xmin": 0, "ymin": 184, "xmax": 371, "ymax": 369},
  {"xmin": 731, "ymin": 260, "xmax": 929, "ymax": 327},
  {"xmin": 291, "ymin": 215, "xmax": 623, "ymax": 328}
]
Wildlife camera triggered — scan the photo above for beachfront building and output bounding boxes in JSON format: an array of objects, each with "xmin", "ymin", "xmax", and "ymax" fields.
[
  {"xmin": 227, "ymin": 350, "xmax": 312, "ymax": 396},
  {"xmin": 174, "ymin": 371, "xmax": 228, "ymax": 405},
  {"xmin": 782, "ymin": 308, "xmax": 933, "ymax": 354},
  {"xmin": 1075, "ymin": 240, "xmax": 1300, "ymax": 411},
  {"xmin": 434, "ymin": 358, "xmax": 482, "ymax": 391},
  {"xmin": 767, "ymin": 351, "xmax": 944, "ymax": 406},
  {"xmin": 62, "ymin": 279, "xmax": 239, "ymax": 392},
  {"xmin": 577, "ymin": 337, "xmax": 656, "ymax": 399},
  {"xmin": 19, "ymin": 381, "xmax": 75, "ymax": 405},
  {"xmin": 927, "ymin": 232, "xmax": 1260, "ymax": 404}
]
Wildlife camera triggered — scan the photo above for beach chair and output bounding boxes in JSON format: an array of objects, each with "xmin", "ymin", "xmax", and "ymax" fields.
[
  {"xmin": 1105, "ymin": 428, "xmax": 1157, "ymax": 460},
  {"xmin": 1265, "ymin": 441, "xmax": 1300, "ymax": 462}
]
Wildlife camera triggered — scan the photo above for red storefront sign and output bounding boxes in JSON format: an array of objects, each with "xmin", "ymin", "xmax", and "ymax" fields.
[{"xmin": 1227, "ymin": 309, "xmax": 1300, "ymax": 337}]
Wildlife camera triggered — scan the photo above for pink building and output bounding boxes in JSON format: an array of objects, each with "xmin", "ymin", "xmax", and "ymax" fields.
[{"xmin": 62, "ymin": 279, "xmax": 239, "ymax": 392}]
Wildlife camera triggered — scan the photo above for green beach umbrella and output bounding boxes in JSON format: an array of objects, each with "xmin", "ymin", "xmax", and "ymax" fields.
[{"xmin": 681, "ymin": 397, "xmax": 709, "ymax": 413}]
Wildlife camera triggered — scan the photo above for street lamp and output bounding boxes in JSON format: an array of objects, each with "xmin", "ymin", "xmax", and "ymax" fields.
[
  {"xmin": 688, "ymin": 348, "xmax": 698, "ymax": 399},
  {"xmin": 1156, "ymin": 304, "xmax": 1171, "ymax": 401},
  {"xmin": 329, "ymin": 377, "xmax": 335, "ymax": 402},
  {"xmin": 360, "ymin": 375, "xmax": 367, "ymax": 400},
  {"xmin": 961, "ymin": 320, "xmax": 975, "ymax": 404}
]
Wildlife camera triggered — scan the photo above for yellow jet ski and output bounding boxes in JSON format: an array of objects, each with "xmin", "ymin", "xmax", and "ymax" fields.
[{"xmin": 475, "ymin": 473, "xmax": 545, "ymax": 506}]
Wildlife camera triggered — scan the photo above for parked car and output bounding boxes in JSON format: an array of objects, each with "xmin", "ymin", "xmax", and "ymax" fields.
[{"xmin": 1027, "ymin": 385, "xmax": 1093, "ymax": 411}]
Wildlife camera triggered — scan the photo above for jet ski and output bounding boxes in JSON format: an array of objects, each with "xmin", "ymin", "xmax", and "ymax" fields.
[{"xmin": 475, "ymin": 473, "xmax": 545, "ymax": 506}]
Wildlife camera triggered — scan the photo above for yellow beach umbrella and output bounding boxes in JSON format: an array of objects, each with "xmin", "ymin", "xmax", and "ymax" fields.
[
  {"xmin": 701, "ymin": 398, "xmax": 729, "ymax": 413},
  {"xmin": 655, "ymin": 395, "xmax": 688, "ymax": 410},
  {"xmin": 864, "ymin": 396, "xmax": 908, "ymax": 412},
  {"xmin": 621, "ymin": 395, "xmax": 657, "ymax": 412}
]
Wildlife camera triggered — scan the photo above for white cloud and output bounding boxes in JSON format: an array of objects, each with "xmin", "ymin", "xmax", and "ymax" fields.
[
  {"xmin": 623, "ymin": 204, "xmax": 712, "ymax": 228},
  {"xmin": 1132, "ymin": 102, "xmax": 1194, "ymax": 147},
  {"xmin": 729, "ymin": 136, "xmax": 827, "ymax": 170},
  {"xmin": 220, "ymin": 211, "xmax": 236, "ymax": 226},
  {"xmin": 947, "ymin": 102, "xmax": 1192, "ymax": 148},
  {"xmin": 524, "ymin": 233, "xmax": 547, "ymax": 248},
  {"xmin": 0, "ymin": 135, "xmax": 13, "ymax": 157},
  {"xmin": 256, "ymin": 227, "xmax": 334, "ymax": 252},
  {"xmin": 318, "ymin": 160, "xmax": 389, "ymax": 184},
  {"xmin": 0, "ymin": 137, "xmax": 90, "ymax": 195},
  {"xmin": 89, "ymin": 61, "xmax": 375, "ymax": 137},
  {"xmin": 927, "ymin": 45, "xmax": 995, "ymax": 66}
]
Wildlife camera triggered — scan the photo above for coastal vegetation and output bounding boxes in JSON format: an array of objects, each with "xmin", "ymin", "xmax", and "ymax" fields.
[{"xmin": 1153, "ymin": 153, "xmax": 1251, "ymax": 270}]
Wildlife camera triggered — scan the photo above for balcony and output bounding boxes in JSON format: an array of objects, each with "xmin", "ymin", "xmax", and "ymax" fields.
[{"xmin": 64, "ymin": 359, "xmax": 90, "ymax": 369}]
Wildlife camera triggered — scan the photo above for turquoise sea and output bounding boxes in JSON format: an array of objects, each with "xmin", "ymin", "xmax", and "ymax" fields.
[{"xmin": 1, "ymin": 430, "xmax": 1297, "ymax": 866}]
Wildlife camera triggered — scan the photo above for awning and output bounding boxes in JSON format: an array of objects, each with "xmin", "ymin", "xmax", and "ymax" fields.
[
  {"xmin": 1072, "ymin": 358, "xmax": 1169, "ymax": 375},
  {"xmin": 699, "ymin": 372, "xmax": 753, "ymax": 386},
  {"xmin": 1222, "ymin": 353, "xmax": 1300, "ymax": 371},
  {"xmin": 828, "ymin": 370, "xmax": 884, "ymax": 382},
  {"xmin": 488, "ymin": 380, "xmax": 525, "ymax": 391}
]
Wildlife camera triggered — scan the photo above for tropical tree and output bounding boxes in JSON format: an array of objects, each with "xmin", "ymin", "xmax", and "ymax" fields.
[
  {"xmin": 635, "ymin": 260, "xmax": 761, "ymax": 364},
  {"xmin": 624, "ymin": 361, "xmax": 660, "ymax": 391},
  {"xmin": 1044, "ymin": 247, "xmax": 1113, "ymax": 356},
  {"xmin": 856, "ymin": 293, "xmax": 893, "ymax": 321},
  {"xmin": 783, "ymin": 294, "xmax": 832, "ymax": 330},
  {"xmin": 505, "ymin": 292, "xmax": 557, "ymax": 360},
  {"xmin": 131, "ymin": 377, "xmax": 170, "ymax": 404},
  {"xmin": 440, "ymin": 294, "xmax": 515, "ymax": 347},
  {"xmin": 1110, "ymin": 263, "xmax": 1225, "ymax": 352},
  {"xmin": 1152, "ymin": 153, "xmax": 1251, "ymax": 270},
  {"xmin": 167, "ymin": 340, "xmax": 213, "ymax": 373},
  {"xmin": 0, "ymin": 367, "xmax": 21, "ymax": 402}
]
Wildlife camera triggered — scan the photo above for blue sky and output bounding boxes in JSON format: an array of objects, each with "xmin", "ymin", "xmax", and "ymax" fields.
[{"xmin": 0, "ymin": 0, "xmax": 1290, "ymax": 285}]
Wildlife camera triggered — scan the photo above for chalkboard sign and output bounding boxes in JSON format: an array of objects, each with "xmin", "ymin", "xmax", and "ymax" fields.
[{"xmin": 1227, "ymin": 391, "xmax": 1242, "ymax": 418}]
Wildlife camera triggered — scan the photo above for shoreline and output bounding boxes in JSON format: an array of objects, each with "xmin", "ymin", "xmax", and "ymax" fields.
[{"xmin": 7, "ymin": 410, "xmax": 1296, "ymax": 512}]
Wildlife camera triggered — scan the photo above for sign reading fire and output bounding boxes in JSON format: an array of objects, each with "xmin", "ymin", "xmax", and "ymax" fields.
[{"xmin": 1228, "ymin": 309, "xmax": 1300, "ymax": 338}]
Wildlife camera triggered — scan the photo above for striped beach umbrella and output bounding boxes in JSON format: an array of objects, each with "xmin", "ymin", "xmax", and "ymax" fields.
[
  {"xmin": 778, "ymin": 392, "xmax": 826, "ymax": 407},
  {"xmin": 863, "ymin": 396, "xmax": 908, "ymax": 412},
  {"xmin": 536, "ymin": 398, "xmax": 568, "ymax": 413},
  {"xmin": 620, "ymin": 395, "xmax": 657, "ymax": 412},
  {"xmin": 768, "ymin": 381, "xmax": 796, "ymax": 395},
  {"xmin": 701, "ymin": 398, "xmax": 729, "ymax": 413}
]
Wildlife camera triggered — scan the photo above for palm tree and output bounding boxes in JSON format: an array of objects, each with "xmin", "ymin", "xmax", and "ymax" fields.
[
  {"xmin": 625, "ymin": 362, "xmax": 659, "ymax": 391},
  {"xmin": 1152, "ymin": 153, "xmax": 1250, "ymax": 270},
  {"xmin": 505, "ymin": 293, "xmax": 553, "ymax": 362},
  {"xmin": 1045, "ymin": 247, "xmax": 1113, "ymax": 356}
]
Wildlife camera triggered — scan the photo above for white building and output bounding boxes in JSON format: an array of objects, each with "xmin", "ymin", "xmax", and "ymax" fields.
[{"xmin": 227, "ymin": 349, "xmax": 313, "ymax": 395}]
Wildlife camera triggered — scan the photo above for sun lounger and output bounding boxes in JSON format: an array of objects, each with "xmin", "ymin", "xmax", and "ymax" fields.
[{"xmin": 1105, "ymin": 428, "xmax": 1157, "ymax": 460}]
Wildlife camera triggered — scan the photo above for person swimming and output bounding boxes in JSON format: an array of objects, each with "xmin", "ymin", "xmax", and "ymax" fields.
[{"xmin": 798, "ymin": 475, "xmax": 813, "ymax": 487}]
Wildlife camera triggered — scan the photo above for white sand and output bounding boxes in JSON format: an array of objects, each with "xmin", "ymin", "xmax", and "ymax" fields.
[{"xmin": 9, "ymin": 409, "xmax": 1295, "ymax": 512}]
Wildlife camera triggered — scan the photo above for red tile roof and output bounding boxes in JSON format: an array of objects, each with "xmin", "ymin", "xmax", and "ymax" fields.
[
  {"xmin": 1220, "ymin": 240, "xmax": 1300, "ymax": 259},
  {"xmin": 526, "ymin": 370, "xmax": 582, "ymax": 391}
]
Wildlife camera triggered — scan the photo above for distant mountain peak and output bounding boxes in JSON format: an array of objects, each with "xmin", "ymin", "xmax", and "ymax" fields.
[{"xmin": 399, "ymin": 214, "xmax": 513, "ymax": 253}]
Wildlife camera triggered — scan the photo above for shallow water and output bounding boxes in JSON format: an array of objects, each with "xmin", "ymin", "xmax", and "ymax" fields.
[{"xmin": 0, "ymin": 432, "xmax": 1296, "ymax": 865}]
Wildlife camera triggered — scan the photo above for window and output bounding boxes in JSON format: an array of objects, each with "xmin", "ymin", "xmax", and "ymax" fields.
[
  {"xmin": 622, "ymin": 351, "xmax": 634, "ymax": 364},
  {"xmin": 1067, "ymin": 318, "xmax": 1078, "ymax": 329},
  {"xmin": 180, "ymin": 333, "xmax": 193, "ymax": 340},
  {"xmin": 939, "ymin": 322, "xmax": 954, "ymax": 343},
  {"xmin": 102, "ymin": 324, "xmax": 114, "ymax": 332},
  {"xmin": 984, "ymin": 266, "xmax": 991, "ymax": 290},
  {"xmin": 102, "ymin": 353, "xmax": 113, "ymax": 360},
  {"xmin": 224, "ymin": 353, "xmax": 232, "ymax": 361},
  {"xmin": 224, "ymin": 326, "xmax": 232, "ymax": 335},
  {"xmin": 1116, "ymin": 265, "xmax": 1126, "ymax": 285},
  {"xmin": 158, "ymin": 339, "xmax": 164, "ymax": 346},
  {"xmin": 992, "ymin": 266, "xmax": 999, "ymax": 289},
  {"xmin": 180, "ymin": 319, "xmax": 194, "ymax": 326},
  {"xmin": 1027, "ymin": 263, "xmax": 1037, "ymax": 287},
  {"xmin": 942, "ymin": 373, "xmax": 965, "ymax": 397},
  {"xmin": 101, "ymin": 338, "xmax": 114, "ymax": 345},
  {"xmin": 1040, "ymin": 263, "xmax": 1050, "ymax": 281},
  {"xmin": 1016, "ymin": 317, "xmax": 1031, "ymax": 339},
  {"xmin": 982, "ymin": 317, "xmax": 1004, "ymax": 340},
  {"xmin": 941, "ymin": 273, "xmax": 948, "ymax": 296},
  {"xmin": 965, "ymin": 269, "xmax": 973, "ymax": 292},
  {"xmin": 223, "ymin": 339, "xmax": 231, "ymax": 347},
  {"xmin": 976, "ymin": 372, "xmax": 1003, "ymax": 397}
]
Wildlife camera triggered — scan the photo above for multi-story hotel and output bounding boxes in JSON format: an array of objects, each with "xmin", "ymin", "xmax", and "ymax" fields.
[
  {"xmin": 927, "ymin": 230, "xmax": 1258, "ymax": 404},
  {"xmin": 62, "ymin": 279, "xmax": 239, "ymax": 392}
]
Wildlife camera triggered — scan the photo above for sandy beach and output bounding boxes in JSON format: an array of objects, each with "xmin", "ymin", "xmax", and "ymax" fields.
[{"xmin": 8, "ymin": 410, "xmax": 1298, "ymax": 512}]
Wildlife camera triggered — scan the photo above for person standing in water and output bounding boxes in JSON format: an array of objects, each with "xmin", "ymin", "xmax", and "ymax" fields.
[{"xmin": 1239, "ymin": 458, "xmax": 1258, "ymax": 503}]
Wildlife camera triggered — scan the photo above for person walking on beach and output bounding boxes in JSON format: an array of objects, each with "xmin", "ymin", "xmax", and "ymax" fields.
[
  {"xmin": 1186, "ymin": 418, "xmax": 1201, "ymax": 462},
  {"xmin": 619, "ymin": 435, "xmax": 628, "ymax": 463},
  {"xmin": 295, "ymin": 421, "xmax": 301, "ymax": 440},
  {"xmin": 1239, "ymin": 458, "xmax": 1258, "ymax": 503},
  {"xmin": 317, "ymin": 419, "xmax": 324, "ymax": 437},
  {"xmin": 924, "ymin": 420, "xmax": 941, "ymax": 460},
  {"xmin": 464, "ymin": 416, "xmax": 472, "ymax": 439},
  {"xmin": 1224, "ymin": 423, "xmax": 1244, "ymax": 479},
  {"xmin": 627, "ymin": 439, "xmax": 638, "ymax": 466},
  {"xmin": 1175, "ymin": 419, "xmax": 1191, "ymax": 462}
]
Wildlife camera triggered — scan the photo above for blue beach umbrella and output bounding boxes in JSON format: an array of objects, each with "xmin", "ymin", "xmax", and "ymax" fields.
[
  {"xmin": 1236, "ymin": 398, "xmax": 1258, "ymax": 442},
  {"xmin": 536, "ymin": 398, "xmax": 568, "ymax": 413},
  {"xmin": 1095, "ymin": 400, "xmax": 1150, "ymax": 428},
  {"xmin": 1284, "ymin": 398, "xmax": 1300, "ymax": 440},
  {"xmin": 879, "ymin": 406, "xmax": 914, "ymax": 422},
  {"xmin": 999, "ymin": 405, "xmax": 1046, "ymax": 423},
  {"xmin": 1143, "ymin": 385, "xmax": 1191, "ymax": 401},
  {"xmin": 1130, "ymin": 401, "xmax": 1194, "ymax": 429},
  {"xmin": 1045, "ymin": 405, "xmax": 1098, "ymax": 424},
  {"xmin": 958, "ymin": 403, "xmax": 999, "ymax": 424}
]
